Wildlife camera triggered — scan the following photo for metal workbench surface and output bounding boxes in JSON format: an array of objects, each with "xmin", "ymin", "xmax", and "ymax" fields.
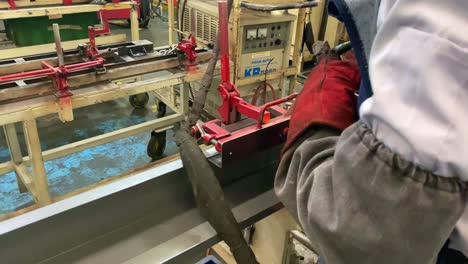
[{"xmin": 0, "ymin": 146, "xmax": 282, "ymax": 264}]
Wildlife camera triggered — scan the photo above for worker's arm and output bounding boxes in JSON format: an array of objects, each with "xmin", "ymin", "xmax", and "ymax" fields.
[
  {"xmin": 275, "ymin": 58, "xmax": 465, "ymax": 263},
  {"xmin": 275, "ymin": 1, "xmax": 468, "ymax": 262}
]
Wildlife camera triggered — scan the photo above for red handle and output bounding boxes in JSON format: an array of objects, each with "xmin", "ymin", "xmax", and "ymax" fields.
[
  {"xmin": 218, "ymin": 0, "xmax": 230, "ymax": 85},
  {"xmin": 257, "ymin": 93, "xmax": 298, "ymax": 128}
]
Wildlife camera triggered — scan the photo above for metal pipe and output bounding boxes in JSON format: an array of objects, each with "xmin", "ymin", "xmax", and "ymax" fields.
[
  {"xmin": 290, "ymin": 230, "xmax": 316, "ymax": 251},
  {"xmin": 257, "ymin": 93, "xmax": 297, "ymax": 128},
  {"xmin": 240, "ymin": 0, "xmax": 318, "ymax": 11},
  {"xmin": 218, "ymin": 0, "xmax": 231, "ymax": 84},
  {"xmin": 335, "ymin": 41, "xmax": 352, "ymax": 56},
  {"xmin": 52, "ymin": 24, "xmax": 64, "ymax": 67}
]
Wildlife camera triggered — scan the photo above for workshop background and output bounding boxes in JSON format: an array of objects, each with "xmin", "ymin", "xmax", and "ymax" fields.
[{"xmin": 0, "ymin": 0, "xmax": 348, "ymax": 263}]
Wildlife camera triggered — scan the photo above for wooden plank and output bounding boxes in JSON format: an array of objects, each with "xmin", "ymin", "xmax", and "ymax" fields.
[
  {"xmin": 3, "ymin": 123, "xmax": 27, "ymax": 192},
  {"xmin": 0, "ymin": 4, "xmax": 102, "ymax": 19},
  {"xmin": 3, "ymin": 124, "xmax": 22, "ymax": 164},
  {"xmin": 288, "ymin": 8, "xmax": 306, "ymax": 95},
  {"xmin": 0, "ymin": 113, "xmax": 182, "ymax": 172},
  {"xmin": 0, "ymin": 52, "xmax": 212, "ymax": 102},
  {"xmin": 310, "ymin": 0, "xmax": 326, "ymax": 42},
  {"xmin": 324, "ymin": 16, "xmax": 343, "ymax": 47},
  {"xmin": 250, "ymin": 209, "xmax": 300, "ymax": 263},
  {"xmin": 5, "ymin": 0, "xmax": 89, "ymax": 9},
  {"xmin": 14, "ymin": 164, "xmax": 37, "ymax": 197},
  {"xmin": 168, "ymin": 0, "xmax": 174, "ymax": 45},
  {"xmin": 39, "ymin": 113, "xmax": 183, "ymax": 162},
  {"xmin": 0, "ymin": 73, "xmax": 190, "ymax": 126},
  {"xmin": 231, "ymin": 0, "xmax": 241, "ymax": 79},
  {"xmin": 153, "ymin": 89, "xmax": 176, "ymax": 111},
  {"xmin": 179, "ymin": 83, "xmax": 189, "ymax": 114},
  {"xmin": 0, "ymin": 2, "xmax": 10, "ymax": 9},
  {"xmin": 0, "ymin": 161, "xmax": 13, "ymax": 176},
  {"xmin": 212, "ymin": 243, "xmax": 236, "ymax": 264},
  {"xmin": 57, "ymin": 96, "xmax": 74, "ymax": 122},
  {"xmin": 101, "ymin": 2, "xmax": 134, "ymax": 10},
  {"xmin": 22, "ymin": 119, "xmax": 51, "ymax": 206},
  {"xmin": 0, "ymin": 34, "xmax": 127, "ymax": 60},
  {"xmin": 130, "ymin": 3, "xmax": 139, "ymax": 41}
]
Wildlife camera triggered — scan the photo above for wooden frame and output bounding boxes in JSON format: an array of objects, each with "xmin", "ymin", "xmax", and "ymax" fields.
[
  {"xmin": 0, "ymin": 4, "xmax": 102, "ymax": 19},
  {"xmin": 0, "ymin": 0, "xmax": 176, "ymax": 213},
  {"xmin": 0, "ymin": 0, "xmax": 90, "ymax": 10},
  {"xmin": 0, "ymin": 68, "xmax": 207, "ymax": 206},
  {"xmin": 0, "ymin": 34, "xmax": 127, "ymax": 60},
  {"xmin": 0, "ymin": 2, "xmax": 139, "ymax": 59}
]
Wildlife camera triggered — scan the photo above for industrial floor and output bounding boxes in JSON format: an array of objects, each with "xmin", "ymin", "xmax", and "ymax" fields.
[{"xmin": 0, "ymin": 17, "xmax": 176, "ymax": 215}]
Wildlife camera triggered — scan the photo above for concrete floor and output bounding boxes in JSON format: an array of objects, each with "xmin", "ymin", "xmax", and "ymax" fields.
[{"xmin": 0, "ymin": 17, "xmax": 178, "ymax": 215}]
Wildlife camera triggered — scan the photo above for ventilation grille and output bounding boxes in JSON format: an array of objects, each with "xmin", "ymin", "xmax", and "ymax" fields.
[
  {"xmin": 183, "ymin": 8, "xmax": 218, "ymax": 45},
  {"xmin": 183, "ymin": 6, "xmax": 192, "ymax": 33}
]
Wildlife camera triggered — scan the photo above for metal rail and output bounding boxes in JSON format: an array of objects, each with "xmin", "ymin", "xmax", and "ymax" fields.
[
  {"xmin": 0, "ymin": 48, "xmax": 212, "ymax": 103},
  {"xmin": 0, "ymin": 146, "xmax": 282, "ymax": 264}
]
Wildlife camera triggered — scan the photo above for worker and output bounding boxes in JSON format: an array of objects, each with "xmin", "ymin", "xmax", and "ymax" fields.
[{"xmin": 275, "ymin": 0, "xmax": 468, "ymax": 263}]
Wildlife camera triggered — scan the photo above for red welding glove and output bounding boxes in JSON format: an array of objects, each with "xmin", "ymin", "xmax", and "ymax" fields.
[{"xmin": 282, "ymin": 46, "xmax": 361, "ymax": 155}]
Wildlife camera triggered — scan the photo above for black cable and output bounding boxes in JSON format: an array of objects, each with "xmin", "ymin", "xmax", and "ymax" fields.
[
  {"xmin": 253, "ymin": 58, "xmax": 274, "ymax": 105},
  {"xmin": 176, "ymin": 0, "xmax": 181, "ymax": 41},
  {"xmin": 150, "ymin": 0, "xmax": 168, "ymax": 21},
  {"xmin": 264, "ymin": 58, "xmax": 276, "ymax": 102},
  {"xmin": 178, "ymin": 0, "xmax": 189, "ymax": 40},
  {"xmin": 264, "ymin": 57, "xmax": 274, "ymax": 83},
  {"xmin": 188, "ymin": 83, "xmax": 195, "ymax": 100},
  {"xmin": 301, "ymin": 11, "xmax": 314, "ymax": 54}
]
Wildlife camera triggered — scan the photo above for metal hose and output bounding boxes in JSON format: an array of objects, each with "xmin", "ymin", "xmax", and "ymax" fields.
[{"xmin": 175, "ymin": 130, "xmax": 259, "ymax": 264}]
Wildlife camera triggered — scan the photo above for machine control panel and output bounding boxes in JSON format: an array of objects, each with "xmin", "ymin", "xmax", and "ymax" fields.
[{"xmin": 242, "ymin": 22, "xmax": 290, "ymax": 54}]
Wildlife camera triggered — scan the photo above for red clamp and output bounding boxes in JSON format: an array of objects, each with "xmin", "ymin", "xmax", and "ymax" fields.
[
  {"xmin": 177, "ymin": 35, "xmax": 198, "ymax": 72},
  {"xmin": 189, "ymin": 0, "xmax": 298, "ymax": 161},
  {"xmin": 0, "ymin": 25, "xmax": 107, "ymax": 99},
  {"xmin": 39, "ymin": 58, "xmax": 104, "ymax": 99},
  {"xmin": 86, "ymin": 23, "xmax": 110, "ymax": 60},
  {"xmin": 41, "ymin": 62, "xmax": 72, "ymax": 98},
  {"xmin": 7, "ymin": 0, "xmax": 16, "ymax": 9}
]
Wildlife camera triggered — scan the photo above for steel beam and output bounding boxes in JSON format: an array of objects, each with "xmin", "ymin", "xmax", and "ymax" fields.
[{"xmin": 0, "ymin": 146, "xmax": 282, "ymax": 264}]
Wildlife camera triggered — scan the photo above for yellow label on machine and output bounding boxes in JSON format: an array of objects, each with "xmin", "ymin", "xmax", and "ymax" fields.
[{"xmin": 251, "ymin": 51, "xmax": 271, "ymax": 59}]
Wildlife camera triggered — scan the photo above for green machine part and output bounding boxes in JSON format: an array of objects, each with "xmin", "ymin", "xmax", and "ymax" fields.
[{"xmin": 4, "ymin": 12, "xmax": 99, "ymax": 47}]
